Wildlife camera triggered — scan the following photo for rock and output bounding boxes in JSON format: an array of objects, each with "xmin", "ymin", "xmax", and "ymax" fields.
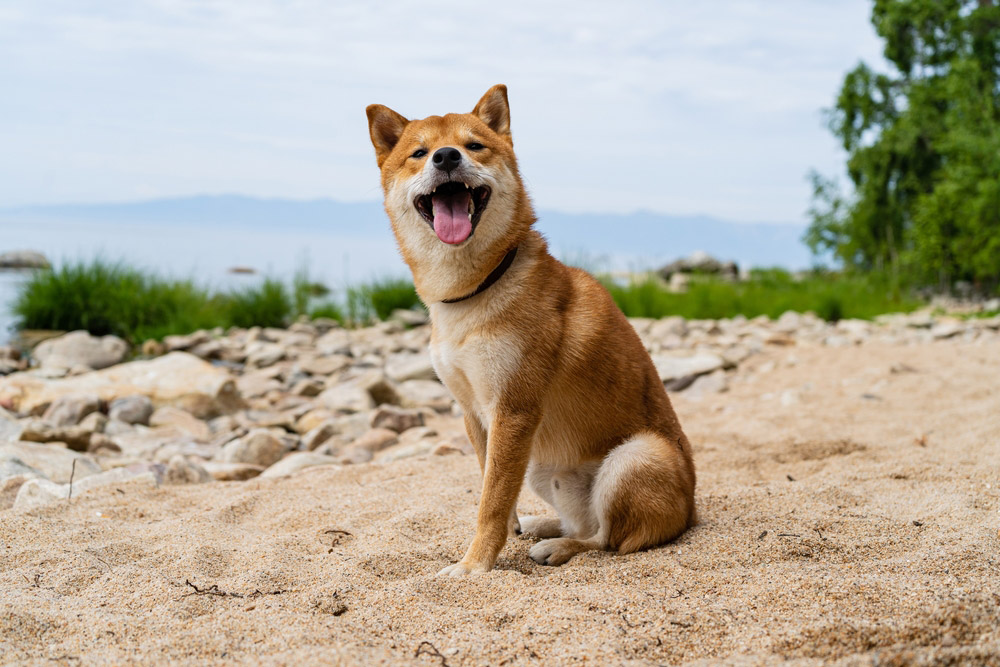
[
  {"xmin": 200, "ymin": 461, "xmax": 264, "ymax": 481},
  {"xmin": 19, "ymin": 420, "xmax": 93, "ymax": 451},
  {"xmin": 14, "ymin": 464, "xmax": 162, "ymax": 509},
  {"xmin": 1, "ymin": 407, "xmax": 24, "ymax": 442},
  {"xmin": 32, "ymin": 330, "xmax": 129, "ymax": 371},
  {"xmin": 0, "ymin": 352, "xmax": 244, "ymax": 418},
  {"xmin": 316, "ymin": 329, "xmax": 352, "ymax": 356},
  {"xmin": 245, "ymin": 343, "xmax": 286, "ymax": 369},
  {"xmin": 384, "ymin": 352, "xmax": 437, "ymax": 382},
  {"xmin": 294, "ymin": 408, "xmax": 336, "ymax": 434},
  {"xmin": 318, "ymin": 383, "xmax": 375, "ymax": 414},
  {"xmin": 12, "ymin": 478, "xmax": 67, "ymax": 509},
  {"xmin": 149, "ymin": 406, "xmax": 211, "ymax": 442},
  {"xmin": 389, "ymin": 308, "xmax": 429, "ymax": 327},
  {"xmin": 336, "ymin": 446, "xmax": 373, "ymax": 465},
  {"xmin": 302, "ymin": 420, "xmax": 337, "ymax": 451},
  {"xmin": 164, "ymin": 455, "xmax": 213, "ymax": 484},
  {"xmin": 650, "ymin": 353, "xmax": 725, "ymax": 383},
  {"xmin": 396, "ymin": 380, "xmax": 452, "ymax": 411},
  {"xmin": 163, "ymin": 331, "xmax": 211, "ymax": 352},
  {"xmin": 0, "ymin": 441, "xmax": 101, "ymax": 482},
  {"xmin": 217, "ymin": 428, "xmax": 290, "ymax": 467},
  {"xmin": 41, "ymin": 393, "xmax": 101, "ymax": 427},
  {"xmin": 290, "ymin": 378, "xmax": 325, "ymax": 397},
  {"xmin": 78, "ymin": 411, "xmax": 108, "ymax": 434},
  {"xmin": 657, "ymin": 251, "xmax": 737, "ymax": 279},
  {"xmin": 370, "ymin": 406, "xmax": 425, "ymax": 433},
  {"xmin": 350, "ymin": 428, "xmax": 399, "ymax": 453},
  {"xmin": 668, "ymin": 272, "xmax": 689, "ymax": 292},
  {"xmin": 259, "ymin": 452, "xmax": 339, "ymax": 478},
  {"xmin": 931, "ymin": 321, "xmax": 963, "ymax": 339},
  {"xmin": 683, "ymin": 370, "xmax": 729, "ymax": 397},
  {"xmin": 108, "ymin": 395, "xmax": 154, "ymax": 425},
  {"xmin": 236, "ymin": 371, "xmax": 283, "ymax": 399},
  {"xmin": 432, "ymin": 442, "xmax": 464, "ymax": 456},
  {"xmin": 0, "ymin": 250, "xmax": 50, "ymax": 269},
  {"xmin": 376, "ymin": 440, "xmax": 435, "ymax": 463},
  {"xmin": 141, "ymin": 339, "xmax": 166, "ymax": 356},
  {"xmin": 1, "ymin": 475, "xmax": 35, "ymax": 509},
  {"xmin": 0, "ymin": 457, "xmax": 44, "ymax": 482},
  {"xmin": 87, "ymin": 433, "xmax": 121, "ymax": 455},
  {"xmin": 298, "ymin": 355, "xmax": 350, "ymax": 376}
]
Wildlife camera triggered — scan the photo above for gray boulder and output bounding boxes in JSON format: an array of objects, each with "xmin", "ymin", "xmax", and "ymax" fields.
[
  {"xmin": 33, "ymin": 331, "xmax": 129, "ymax": 371},
  {"xmin": 41, "ymin": 393, "xmax": 101, "ymax": 427},
  {"xmin": 0, "ymin": 250, "xmax": 50, "ymax": 269},
  {"xmin": 108, "ymin": 395, "xmax": 154, "ymax": 425}
]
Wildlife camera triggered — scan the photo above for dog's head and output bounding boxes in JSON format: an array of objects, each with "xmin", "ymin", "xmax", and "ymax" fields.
[{"xmin": 366, "ymin": 85, "xmax": 533, "ymax": 302}]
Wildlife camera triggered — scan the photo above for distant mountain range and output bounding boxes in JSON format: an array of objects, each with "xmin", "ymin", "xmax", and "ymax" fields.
[{"xmin": 0, "ymin": 195, "xmax": 815, "ymax": 270}]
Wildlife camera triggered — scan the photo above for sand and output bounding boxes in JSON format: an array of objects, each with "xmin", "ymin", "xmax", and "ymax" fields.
[{"xmin": 2, "ymin": 340, "xmax": 999, "ymax": 665}]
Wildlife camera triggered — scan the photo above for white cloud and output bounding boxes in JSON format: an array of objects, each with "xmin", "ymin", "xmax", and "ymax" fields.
[{"xmin": 0, "ymin": 0, "xmax": 883, "ymax": 222}]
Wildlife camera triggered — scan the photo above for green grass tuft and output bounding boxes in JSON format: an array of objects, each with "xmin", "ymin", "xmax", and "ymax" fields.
[{"xmin": 601, "ymin": 269, "xmax": 921, "ymax": 321}]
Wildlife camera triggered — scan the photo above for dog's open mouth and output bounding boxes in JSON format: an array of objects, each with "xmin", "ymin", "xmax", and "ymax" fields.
[{"xmin": 414, "ymin": 182, "xmax": 491, "ymax": 245}]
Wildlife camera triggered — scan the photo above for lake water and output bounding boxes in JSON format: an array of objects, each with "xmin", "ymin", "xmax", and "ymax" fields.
[{"xmin": 0, "ymin": 218, "xmax": 408, "ymax": 343}]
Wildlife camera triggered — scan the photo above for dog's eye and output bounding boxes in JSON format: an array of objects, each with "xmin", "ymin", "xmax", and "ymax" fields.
[
  {"xmin": 465, "ymin": 142, "xmax": 484, "ymax": 151},
  {"xmin": 410, "ymin": 149, "xmax": 427, "ymax": 159}
]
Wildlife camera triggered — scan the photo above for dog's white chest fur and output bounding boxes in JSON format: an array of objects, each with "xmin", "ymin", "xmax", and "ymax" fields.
[{"xmin": 430, "ymin": 328, "xmax": 522, "ymax": 429}]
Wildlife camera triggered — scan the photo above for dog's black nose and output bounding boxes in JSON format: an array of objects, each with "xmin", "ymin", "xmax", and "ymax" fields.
[{"xmin": 432, "ymin": 147, "xmax": 462, "ymax": 172}]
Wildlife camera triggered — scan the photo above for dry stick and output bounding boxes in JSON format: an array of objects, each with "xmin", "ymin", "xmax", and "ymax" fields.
[
  {"xmin": 67, "ymin": 459, "xmax": 77, "ymax": 501},
  {"xmin": 414, "ymin": 641, "xmax": 450, "ymax": 667}
]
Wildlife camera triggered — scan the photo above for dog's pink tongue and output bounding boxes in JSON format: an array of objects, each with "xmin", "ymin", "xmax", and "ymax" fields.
[{"xmin": 432, "ymin": 192, "xmax": 472, "ymax": 244}]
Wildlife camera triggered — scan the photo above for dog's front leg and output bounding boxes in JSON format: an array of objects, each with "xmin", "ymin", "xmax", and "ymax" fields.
[{"xmin": 439, "ymin": 409, "xmax": 538, "ymax": 576}]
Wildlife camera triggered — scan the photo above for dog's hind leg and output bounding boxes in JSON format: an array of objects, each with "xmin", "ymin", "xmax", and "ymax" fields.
[{"xmin": 529, "ymin": 432, "xmax": 695, "ymax": 566}]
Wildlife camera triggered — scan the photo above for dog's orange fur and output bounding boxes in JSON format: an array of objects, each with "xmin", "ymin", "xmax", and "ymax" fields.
[{"xmin": 366, "ymin": 85, "xmax": 696, "ymax": 575}]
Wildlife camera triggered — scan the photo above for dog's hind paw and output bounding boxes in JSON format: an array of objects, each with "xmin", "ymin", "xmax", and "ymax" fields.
[{"xmin": 529, "ymin": 537, "xmax": 589, "ymax": 566}]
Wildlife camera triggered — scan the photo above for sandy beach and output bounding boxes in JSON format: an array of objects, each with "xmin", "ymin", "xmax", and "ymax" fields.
[{"xmin": 2, "ymin": 334, "xmax": 999, "ymax": 665}]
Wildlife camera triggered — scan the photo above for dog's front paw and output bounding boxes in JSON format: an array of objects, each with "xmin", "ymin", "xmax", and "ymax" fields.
[
  {"xmin": 437, "ymin": 560, "xmax": 491, "ymax": 577},
  {"xmin": 529, "ymin": 538, "xmax": 579, "ymax": 566}
]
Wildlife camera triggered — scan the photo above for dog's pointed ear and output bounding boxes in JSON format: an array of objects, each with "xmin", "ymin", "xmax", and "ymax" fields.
[
  {"xmin": 366, "ymin": 104, "xmax": 409, "ymax": 168},
  {"xmin": 472, "ymin": 84, "xmax": 510, "ymax": 139}
]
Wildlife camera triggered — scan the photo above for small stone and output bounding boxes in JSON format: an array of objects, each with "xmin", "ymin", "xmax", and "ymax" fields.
[
  {"xmin": 41, "ymin": 393, "xmax": 101, "ymax": 427},
  {"xmin": 78, "ymin": 411, "xmax": 108, "ymax": 434},
  {"xmin": 396, "ymin": 380, "xmax": 452, "ymax": 412},
  {"xmin": 294, "ymin": 408, "xmax": 335, "ymax": 434},
  {"xmin": 390, "ymin": 308, "xmax": 429, "ymax": 327},
  {"xmin": 291, "ymin": 378, "xmax": 324, "ymax": 397},
  {"xmin": 217, "ymin": 428, "xmax": 290, "ymax": 467},
  {"xmin": 350, "ymin": 428, "xmax": 399, "ymax": 453},
  {"xmin": 32, "ymin": 330, "xmax": 129, "ymax": 371},
  {"xmin": 259, "ymin": 452, "xmax": 339, "ymax": 478},
  {"xmin": 384, "ymin": 352, "xmax": 437, "ymax": 383},
  {"xmin": 201, "ymin": 461, "xmax": 264, "ymax": 481},
  {"xmin": 302, "ymin": 420, "xmax": 337, "ymax": 451},
  {"xmin": 87, "ymin": 433, "xmax": 121, "ymax": 455},
  {"xmin": 141, "ymin": 339, "xmax": 166, "ymax": 356},
  {"xmin": 336, "ymin": 446, "xmax": 373, "ymax": 465},
  {"xmin": 298, "ymin": 355, "xmax": 350, "ymax": 376},
  {"xmin": 318, "ymin": 383, "xmax": 376, "ymax": 414},
  {"xmin": 164, "ymin": 455, "xmax": 213, "ymax": 484},
  {"xmin": 13, "ymin": 478, "xmax": 67, "ymax": 509},
  {"xmin": 108, "ymin": 395, "xmax": 154, "ymax": 425},
  {"xmin": 149, "ymin": 406, "xmax": 211, "ymax": 442},
  {"xmin": 651, "ymin": 353, "xmax": 724, "ymax": 383},
  {"xmin": 370, "ymin": 406, "xmax": 425, "ymax": 434}
]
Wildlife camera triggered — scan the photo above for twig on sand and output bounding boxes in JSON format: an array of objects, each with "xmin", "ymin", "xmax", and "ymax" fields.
[
  {"xmin": 415, "ymin": 641, "xmax": 450, "ymax": 667},
  {"xmin": 180, "ymin": 579, "xmax": 286, "ymax": 601},
  {"xmin": 67, "ymin": 460, "xmax": 77, "ymax": 501}
]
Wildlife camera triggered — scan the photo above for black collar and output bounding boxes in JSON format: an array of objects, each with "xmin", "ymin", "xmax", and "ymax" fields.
[{"xmin": 441, "ymin": 246, "xmax": 519, "ymax": 304}]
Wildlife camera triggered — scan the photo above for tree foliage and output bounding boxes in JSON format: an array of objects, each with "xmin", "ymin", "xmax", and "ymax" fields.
[{"xmin": 807, "ymin": 0, "xmax": 1000, "ymax": 291}]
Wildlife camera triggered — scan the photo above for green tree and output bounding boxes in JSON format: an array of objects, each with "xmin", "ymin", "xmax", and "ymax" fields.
[{"xmin": 808, "ymin": 0, "xmax": 1000, "ymax": 291}]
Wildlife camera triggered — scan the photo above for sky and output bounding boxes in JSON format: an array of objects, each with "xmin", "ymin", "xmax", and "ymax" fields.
[{"xmin": 0, "ymin": 0, "xmax": 884, "ymax": 224}]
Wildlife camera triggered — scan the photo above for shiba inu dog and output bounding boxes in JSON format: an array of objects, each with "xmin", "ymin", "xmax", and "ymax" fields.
[{"xmin": 366, "ymin": 85, "xmax": 696, "ymax": 576}]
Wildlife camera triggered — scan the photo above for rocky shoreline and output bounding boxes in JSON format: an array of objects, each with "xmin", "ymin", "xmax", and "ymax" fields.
[{"xmin": 2, "ymin": 308, "xmax": 998, "ymax": 511}]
